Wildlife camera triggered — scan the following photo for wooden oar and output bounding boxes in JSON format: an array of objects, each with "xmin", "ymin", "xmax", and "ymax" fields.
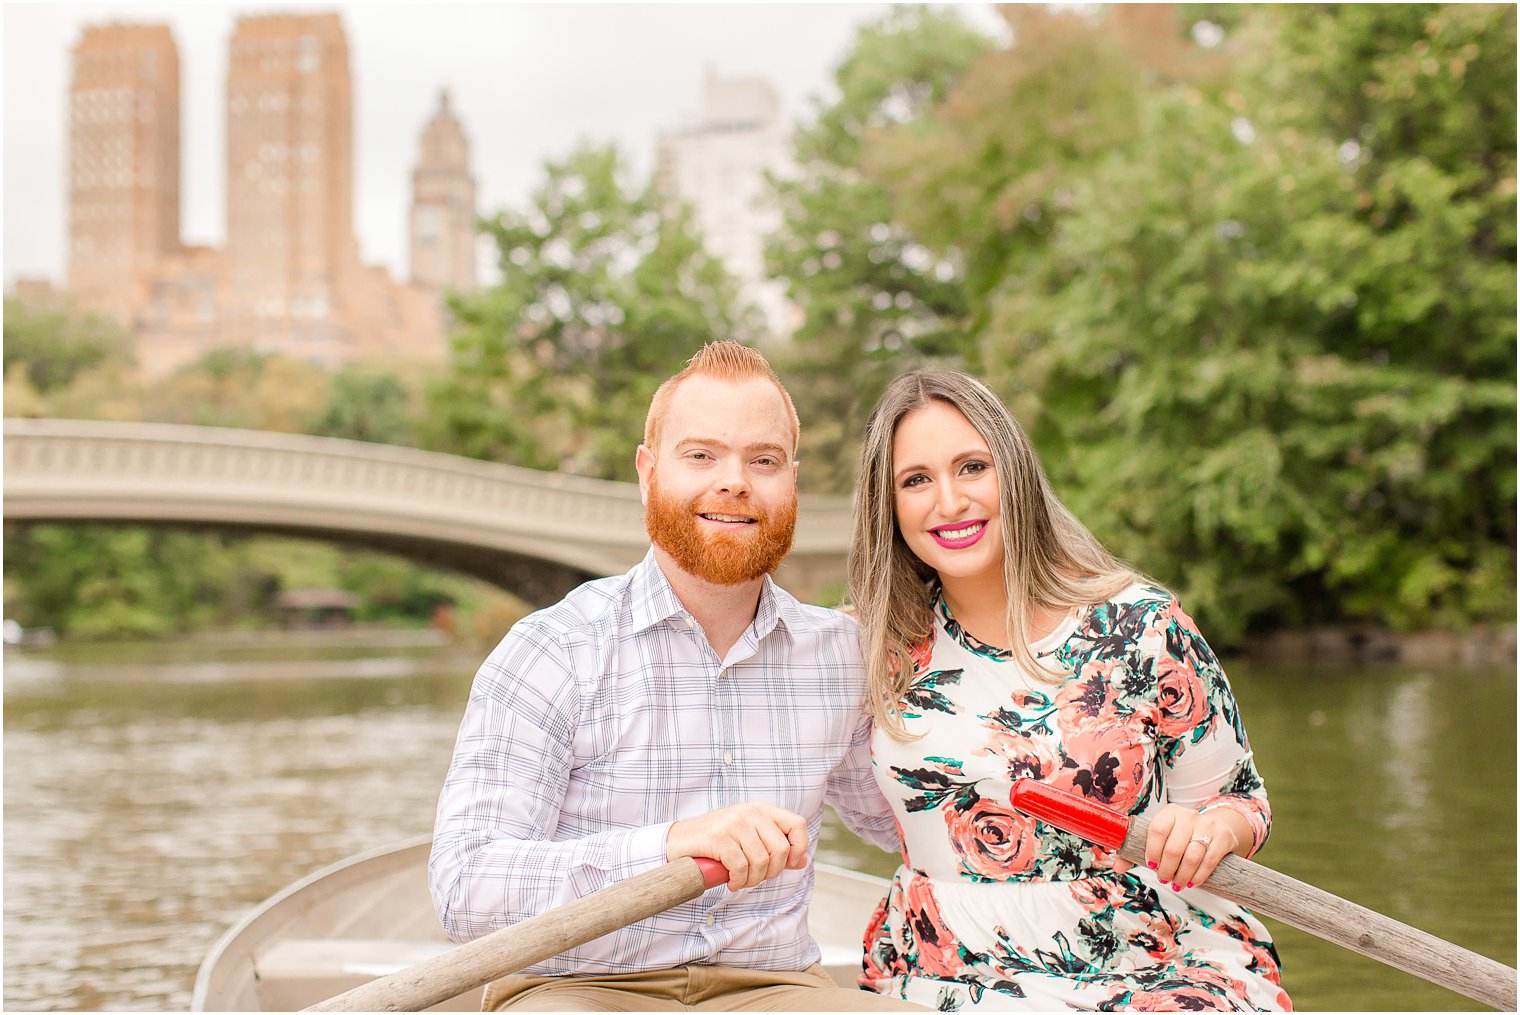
[
  {"xmin": 304, "ymin": 856, "xmax": 728, "ymax": 1012},
  {"xmin": 1009, "ymin": 779, "xmax": 1517, "ymax": 1011}
]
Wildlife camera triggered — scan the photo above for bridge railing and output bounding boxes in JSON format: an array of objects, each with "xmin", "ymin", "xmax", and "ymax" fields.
[{"xmin": 3, "ymin": 419, "xmax": 853, "ymax": 581}]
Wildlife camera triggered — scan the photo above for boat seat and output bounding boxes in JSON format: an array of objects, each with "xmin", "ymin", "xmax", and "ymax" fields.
[
  {"xmin": 254, "ymin": 939, "xmax": 483, "ymax": 1012},
  {"xmin": 818, "ymin": 943, "xmax": 864, "ymax": 988},
  {"xmin": 254, "ymin": 937, "xmax": 861, "ymax": 1007}
]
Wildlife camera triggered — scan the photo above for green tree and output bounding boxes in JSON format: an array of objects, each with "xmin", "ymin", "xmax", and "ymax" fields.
[
  {"xmin": 2, "ymin": 296, "xmax": 134, "ymax": 394},
  {"xmin": 781, "ymin": 3, "xmax": 1514, "ymax": 635},
  {"xmin": 308, "ymin": 365, "xmax": 418, "ymax": 445},
  {"xmin": 766, "ymin": 6, "xmax": 991, "ymax": 493},
  {"xmin": 903, "ymin": 4, "xmax": 1517, "ymax": 636},
  {"xmin": 865, "ymin": 5, "xmax": 1230, "ymax": 352},
  {"xmin": 335, "ymin": 552, "xmax": 456, "ymax": 623},
  {"xmin": 426, "ymin": 143, "xmax": 747, "ymax": 481},
  {"xmin": 3, "ymin": 526, "xmax": 274, "ymax": 639},
  {"xmin": 146, "ymin": 348, "xmax": 331, "ymax": 433}
]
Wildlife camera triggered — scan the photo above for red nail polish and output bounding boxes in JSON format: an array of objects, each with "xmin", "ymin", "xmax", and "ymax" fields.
[
  {"xmin": 1147, "ymin": 861, "xmax": 1157, "ymax": 869},
  {"xmin": 1172, "ymin": 883, "xmax": 1181, "ymax": 891},
  {"xmin": 1186, "ymin": 882, "xmax": 1195, "ymax": 889}
]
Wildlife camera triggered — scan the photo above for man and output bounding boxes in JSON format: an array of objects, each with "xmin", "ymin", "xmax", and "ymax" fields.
[{"xmin": 429, "ymin": 342, "xmax": 917, "ymax": 1012}]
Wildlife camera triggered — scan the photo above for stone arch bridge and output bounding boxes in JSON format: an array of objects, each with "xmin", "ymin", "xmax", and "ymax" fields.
[{"xmin": 2, "ymin": 419, "xmax": 852, "ymax": 606}]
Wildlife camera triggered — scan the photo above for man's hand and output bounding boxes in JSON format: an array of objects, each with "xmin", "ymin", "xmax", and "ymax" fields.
[{"xmin": 666, "ymin": 802, "xmax": 809, "ymax": 891}]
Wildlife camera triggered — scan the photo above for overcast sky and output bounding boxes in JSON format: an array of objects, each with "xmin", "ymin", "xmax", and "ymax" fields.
[{"xmin": 3, "ymin": 2, "xmax": 1005, "ymax": 289}]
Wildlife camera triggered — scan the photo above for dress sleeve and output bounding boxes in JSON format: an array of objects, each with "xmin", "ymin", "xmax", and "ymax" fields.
[
  {"xmin": 427, "ymin": 621, "xmax": 672, "ymax": 942},
  {"xmin": 823, "ymin": 711, "xmax": 899, "ymax": 853},
  {"xmin": 1148, "ymin": 598, "xmax": 1272, "ymax": 857}
]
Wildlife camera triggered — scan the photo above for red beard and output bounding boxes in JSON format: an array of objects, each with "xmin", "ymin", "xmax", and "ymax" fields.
[{"xmin": 645, "ymin": 475, "xmax": 797, "ymax": 586}]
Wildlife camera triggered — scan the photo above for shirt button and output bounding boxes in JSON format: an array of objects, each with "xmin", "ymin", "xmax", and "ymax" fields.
[
  {"xmin": 705, "ymin": 912, "xmax": 716, "ymax": 926},
  {"xmin": 723, "ymin": 752, "xmax": 733, "ymax": 766}
]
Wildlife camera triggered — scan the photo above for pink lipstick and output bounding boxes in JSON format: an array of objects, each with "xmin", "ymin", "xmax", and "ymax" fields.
[{"xmin": 928, "ymin": 519, "xmax": 988, "ymax": 549}]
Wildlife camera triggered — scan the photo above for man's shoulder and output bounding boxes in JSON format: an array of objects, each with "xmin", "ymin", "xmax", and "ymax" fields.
[
  {"xmin": 514, "ymin": 571, "xmax": 635, "ymax": 642},
  {"xmin": 473, "ymin": 572, "xmax": 638, "ymax": 702}
]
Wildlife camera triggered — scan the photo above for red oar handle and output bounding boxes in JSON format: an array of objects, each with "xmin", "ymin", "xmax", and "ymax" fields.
[
  {"xmin": 693, "ymin": 857, "xmax": 729, "ymax": 889},
  {"xmin": 1009, "ymin": 779, "xmax": 1517, "ymax": 1011},
  {"xmin": 1009, "ymin": 778, "xmax": 1130, "ymax": 851}
]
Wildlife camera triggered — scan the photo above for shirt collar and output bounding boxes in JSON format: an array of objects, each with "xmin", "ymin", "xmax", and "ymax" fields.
[
  {"xmin": 628, "ymin": 548, "xmax": 798, "ymax": 643},
  {"xmin": 628, "ymin": 549, "xmax": 687, "ymax": 634},
  {"xmin": 757, "ymin": 572, "xmax": 801, "ymax": 642}
]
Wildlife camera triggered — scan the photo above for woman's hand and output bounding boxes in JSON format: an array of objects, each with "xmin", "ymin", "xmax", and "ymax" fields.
[{"xmin": 1113, "ymin": 804, "xmax": 1244, "ymax": 891}]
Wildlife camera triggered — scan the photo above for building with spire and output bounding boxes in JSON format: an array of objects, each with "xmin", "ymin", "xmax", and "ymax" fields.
[
  {"xmin": 66, "ymin": 23, "xmax": 182, "ymax": 325},
  {"xmin": 62, "ymin": 12, "xmax": 451, "ymax": 378},
  {"xmin": 409, "ymin": 88, "xmax": 477, "ymax": 295}
]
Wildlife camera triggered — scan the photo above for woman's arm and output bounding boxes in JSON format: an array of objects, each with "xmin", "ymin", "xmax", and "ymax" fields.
[{"xmin": 1140, "ymin": 597, "xmax": 1272, "ymax": 889}]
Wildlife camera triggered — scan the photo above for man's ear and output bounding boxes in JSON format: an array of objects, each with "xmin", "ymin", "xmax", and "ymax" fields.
[{"xmin": 635, "ymin": 444, "xmax": 654, "ymax": 506}]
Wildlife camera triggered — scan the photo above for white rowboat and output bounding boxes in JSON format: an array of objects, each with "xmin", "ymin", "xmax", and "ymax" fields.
[{"xmin": 193, "ymin": 836, "xmax": 889, "ymax": 1011}]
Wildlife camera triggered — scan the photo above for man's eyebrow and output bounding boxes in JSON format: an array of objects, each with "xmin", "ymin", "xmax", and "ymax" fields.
[{"xmin": 673, "ymin": 438, "xmax": 790, "ymax": 461}]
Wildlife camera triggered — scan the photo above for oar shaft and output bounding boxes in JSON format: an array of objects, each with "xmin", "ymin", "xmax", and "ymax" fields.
[
  {"xmin": 1122, "ymin": 815, "xmax": 1517, "ymax": 1011},
  {"xmin": 305, "ymin": 857, "xmax": 715, "ymax": 1012}
]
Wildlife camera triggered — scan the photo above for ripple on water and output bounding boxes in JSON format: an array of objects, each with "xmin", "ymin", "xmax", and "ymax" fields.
[
  {"xmin": 4, "ymin": 659, "xmax": 1514, "ymax": 1013},
  {"xmin": 4, "ymin": 693, "xmax": 461, "ymax": 1011}
]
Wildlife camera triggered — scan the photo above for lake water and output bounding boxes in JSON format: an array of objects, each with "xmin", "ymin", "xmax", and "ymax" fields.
[{"xmin": 3, "ymin": 638, "xmax": 1514, "ymax": 1011}]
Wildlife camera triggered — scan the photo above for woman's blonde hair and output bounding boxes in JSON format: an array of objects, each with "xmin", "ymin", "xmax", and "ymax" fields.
[{"xmin": 848, "ymin": 369, "xmax": 1140, "ymax": 741}]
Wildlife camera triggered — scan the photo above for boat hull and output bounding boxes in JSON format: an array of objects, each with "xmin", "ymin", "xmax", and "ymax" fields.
[{"xmin": 193, "ymin": 837, "xmax": 887, "ymax": 1011}]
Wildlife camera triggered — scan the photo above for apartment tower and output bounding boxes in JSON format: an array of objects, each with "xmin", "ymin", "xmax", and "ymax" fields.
[
  {"xmin": 223, "ymin": 12, "xmax": 358, "ymax": 364},
  {"xmin": 58, "ymin": 12, "xmax": 449, "ymax": 378},
  {"xmin": 66, "ymin": 23, "xmax": 181, "ymax": 324},
  {"xmin": 655, "ymin": 72, "xmax": 792, "ymax": 337},
  {"xmin": 409, "ymin": 88, "xmax": 477, "ymax": 294}
]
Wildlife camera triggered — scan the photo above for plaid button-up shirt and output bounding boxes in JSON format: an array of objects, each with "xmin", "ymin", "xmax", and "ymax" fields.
[{"xmin": 429, "ymin": 550, "xmax": 897, "ymax": 974}]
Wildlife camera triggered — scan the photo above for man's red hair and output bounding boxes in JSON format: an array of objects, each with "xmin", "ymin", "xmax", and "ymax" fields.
[{"xmin": 643, "ymin": 341, "xmax": 800, "ymax": 453}]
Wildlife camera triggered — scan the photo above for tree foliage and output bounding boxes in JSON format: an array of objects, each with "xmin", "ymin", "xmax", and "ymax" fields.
[
  {"xmin": 4, "ymin": 526, "xmax": 271, "ymax": 639},
  {"xmin": 2, "ymin": 296, "xmax": 134, "ymax": 394},
  {"xmin": 865, "ymin": 6, "xmax": 1228, "ymax": 336},
  {"xmin": 426, "ymin": 143, "xmax": 747, "ymax": 481},
  {"xmin": 804, "ymin": 3, "xmax": 1516, "ymax": 637},
  {"xmin": 308, "ymin": 365, "xmax": 418, "ymax": 446},
  {"xmin": 145, "ymin": 349, "xmax": 332, "ymax": 432},
  {"xmin": 766, "ymin": 6, "xmax": 991, "ymax": 493}
]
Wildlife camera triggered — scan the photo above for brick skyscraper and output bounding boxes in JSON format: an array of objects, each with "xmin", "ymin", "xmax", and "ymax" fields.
[
  {"xmin": 59, "ymin": 13, "xmax": 450, "ymax": 378},
  {"xmin": 223, "ymin": 12, "xmax": 359, "ymax": 364},
  {"xmin": 66, "ymin": 24, "xmax": 181, "ymax": 324},
  {"xmin": 409, "ymin": 88, "xmax": 477, "ymax": 295}
]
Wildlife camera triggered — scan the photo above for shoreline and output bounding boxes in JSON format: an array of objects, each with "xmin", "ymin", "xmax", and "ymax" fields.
[
  {"xmin": 9, "ymin": 620, "xmax": 1516, "ymax": 669},
  {"xmin": 1239, "ymin": 623, "xmax": 1517, "ymax": 667}
]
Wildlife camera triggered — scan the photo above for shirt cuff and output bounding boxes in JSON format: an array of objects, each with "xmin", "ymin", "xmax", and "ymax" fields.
[{"xmin": 619, "ymin": 820, "xmax": 675, "ymax": 877}]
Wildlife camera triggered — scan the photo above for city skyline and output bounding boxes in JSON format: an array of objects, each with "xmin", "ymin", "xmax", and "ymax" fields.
[
  {"xmin": 60, "ymin": 12, "xmax": 459, "ymax": 376},
  {"xmin": 4, "ymin": 3, "xmax": 1006, "ymax": 290}
]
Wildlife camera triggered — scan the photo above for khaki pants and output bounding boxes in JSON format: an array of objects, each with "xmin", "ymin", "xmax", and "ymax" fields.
[{"xmin": 482, "ymin": 963, "xmax": 924, "ymax": 1012}]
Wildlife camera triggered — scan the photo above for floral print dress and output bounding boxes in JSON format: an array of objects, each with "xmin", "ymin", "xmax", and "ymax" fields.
[{"xmin": 860, "ymin": 584, "xmax": 1291, "ymax": 1011}]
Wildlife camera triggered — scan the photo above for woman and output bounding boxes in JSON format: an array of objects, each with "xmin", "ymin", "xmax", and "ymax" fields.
[{"xmin": 849, "ymin": 369, "xmax": 1291, "ymax": 1011}]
